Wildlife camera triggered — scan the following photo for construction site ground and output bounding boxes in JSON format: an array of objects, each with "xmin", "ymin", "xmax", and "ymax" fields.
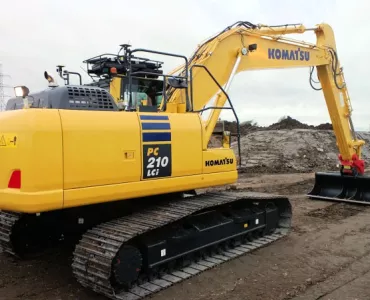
[
  {"xmin": 1, "ymin": 172, "xmax": 370, "ymax": 300},
  {"xmin": 1, "ymin": 117, "xmax": 370, "ymax": 300}
]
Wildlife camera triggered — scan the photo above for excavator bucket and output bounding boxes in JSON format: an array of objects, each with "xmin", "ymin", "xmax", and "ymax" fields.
[{"xmin": 308, "ymin": 172, "xmax": 370, "ymax": 205}]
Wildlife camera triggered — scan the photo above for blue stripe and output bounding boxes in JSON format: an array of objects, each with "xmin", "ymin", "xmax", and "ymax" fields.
[
  {"xmin": 141, "ymin": 123, "xmax": 171, "ymax": 130},
  {"xmin": 143, "ymin": 132, "xmax": 171, "ymax": 142},
  {"xmin": 140, "ymin": 115, "xmax": 169, "ymax": 120}
]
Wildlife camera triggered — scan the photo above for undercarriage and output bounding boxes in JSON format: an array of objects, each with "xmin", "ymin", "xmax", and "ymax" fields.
[{"xmin": 0, "ymin": 190, "xmax": 292, "ymax": 300}]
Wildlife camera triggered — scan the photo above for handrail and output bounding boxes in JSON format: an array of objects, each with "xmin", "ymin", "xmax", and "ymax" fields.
[
  {"xmin": 128, "ymin": 48, "xmax": 191, "ymax": 111},
  {"xmin": 189, "ymin": 64, "xmax": 241, "ymax": 167}
]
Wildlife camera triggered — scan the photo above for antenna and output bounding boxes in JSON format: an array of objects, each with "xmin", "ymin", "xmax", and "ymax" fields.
[{"xmin": 0, "ymin": 63, "xmax": 11, "ymax": 111}]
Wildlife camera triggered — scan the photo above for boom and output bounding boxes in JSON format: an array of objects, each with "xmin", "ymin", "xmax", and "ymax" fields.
[{"xmin": 166, "ymin": 21, "xmax": 365, "ymax": 175}]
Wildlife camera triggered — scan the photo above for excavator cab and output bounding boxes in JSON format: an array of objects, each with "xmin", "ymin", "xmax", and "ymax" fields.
[
  {"xmin": 81, "ymin": 44, "xmax": 166, "ymax": 112},
  {"xmin": 79, "ymin": 44, "xmax": 194, "ymax": 117}
]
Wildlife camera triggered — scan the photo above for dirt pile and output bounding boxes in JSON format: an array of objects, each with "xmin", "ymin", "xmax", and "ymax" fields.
[
  {"xmin": 264, "ymin": 116, "xmax": 334, "ymax": 130},
  {"xmin": 223, "ymin": 120, "xmax": 261, "ymax": 135},
  {"xmin": 315, "ymin": 122, "xmax": 333, "ymax": 130},
  {"xmin": 267, "ymin": 116, "xmax": 313, "ymax": 130},
  {"xmin": 265, "ymin": 116, "xmax": 331, "ymax": 131},
  {"xmin": 233, "ymin": 130, "xmax": 370, "ymax": 174},
  {"xmin": 232, "ymin": 129, "xmax": 339, "ymax": 174},
  {"xmin": 223, "ymin": 116, "xmax": 333, "ymax": 134},
  {"xmin": 210, "ymin": 115, "xmax": 367, "ymax": 174}
]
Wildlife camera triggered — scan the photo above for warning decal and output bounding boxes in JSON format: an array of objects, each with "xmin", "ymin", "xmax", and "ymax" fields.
[
  {"xmin": 143, "ymin": 144, "xmax": 171, "ymax": 179},
  {"xmin": 0, "ymin": 136, "xmax": 5, "ymax": 147},
  {"xmin": 0, "ymin": 134, "xmax": 18, "ymax": 148}
]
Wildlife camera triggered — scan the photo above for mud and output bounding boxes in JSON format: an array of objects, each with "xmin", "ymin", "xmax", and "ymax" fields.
[{"xmin": 1, "ymin": 172, "xmax": 370, "ymax": 300}]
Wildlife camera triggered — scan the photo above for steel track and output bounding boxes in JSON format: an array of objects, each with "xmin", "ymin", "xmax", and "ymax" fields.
[
  {"xmin": 72, "ymin": 190, "xmax": 291, "ymax": 300},
  {"xmin": 0, "ymin": 211, "xmax": 20, "ymax": 256}
]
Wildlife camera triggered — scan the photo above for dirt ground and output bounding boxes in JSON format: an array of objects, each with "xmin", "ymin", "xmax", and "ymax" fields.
[{"xmin": 1, "ymin": 172, "xmax": 370, "ymax": 300}]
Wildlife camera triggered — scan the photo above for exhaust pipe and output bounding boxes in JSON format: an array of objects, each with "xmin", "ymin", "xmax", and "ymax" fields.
[{"xmin": 307, "ymin": 171, "xmax": 370, "ymax": 205}]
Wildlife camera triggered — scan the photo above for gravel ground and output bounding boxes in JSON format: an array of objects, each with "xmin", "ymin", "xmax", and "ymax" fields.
[{"xmin": 1, "ymin": 172, "xmax": 370, "ymax": 300}]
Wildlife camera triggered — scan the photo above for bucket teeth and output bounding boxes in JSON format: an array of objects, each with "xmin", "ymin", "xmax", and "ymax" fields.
[{"xmin": 308, "ymin": 172, "xmax": 370, "ymax": 204}]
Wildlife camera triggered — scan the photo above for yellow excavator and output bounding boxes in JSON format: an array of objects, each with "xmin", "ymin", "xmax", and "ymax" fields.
[{"xmin": 0, "ymin": 21, "xmax": 366, "ymax": 300}]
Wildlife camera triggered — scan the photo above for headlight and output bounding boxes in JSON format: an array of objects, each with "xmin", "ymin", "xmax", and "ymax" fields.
[{"xmin": 14, "ymin": 86, "xmax": 29, "ymax": 98}]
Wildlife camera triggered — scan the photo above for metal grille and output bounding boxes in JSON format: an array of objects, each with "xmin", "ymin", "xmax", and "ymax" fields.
[{"xmin": 67, "ymin": 86, "xmax": 115, "ymax": 110}]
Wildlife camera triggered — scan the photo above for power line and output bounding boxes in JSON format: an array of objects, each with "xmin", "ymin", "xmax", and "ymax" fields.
[
  {"xmin": 0, "ymin": 63, "xmax": 11, "ymax": 111},
  {"xmin": 0, "ymin": 63, "xmax": 4, "ymax": 111}
]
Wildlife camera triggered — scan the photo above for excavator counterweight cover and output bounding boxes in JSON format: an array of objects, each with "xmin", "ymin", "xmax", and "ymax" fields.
[{"xmin": 308, "ymin": 172, "xmax": 370, "ymax": 204}]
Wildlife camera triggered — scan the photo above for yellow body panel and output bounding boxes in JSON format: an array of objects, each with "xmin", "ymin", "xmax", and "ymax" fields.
[
  {"xmin": 60, "ymin": 110, "xmax": 141, "ymax": 189},
  {"xmin": 0, "ymin": 109, "xmax": 238, "ymax": 213},
  {"xmin": 64, "ymin": 171, "xmax": 237, "ymax": 209},
  {"xmin": 0, "ymin": 109, "xmax": 64, "ymax": 212},
  {"xmin": 165, "ymin": 113, "xmax": 202, "ymax": 177}
]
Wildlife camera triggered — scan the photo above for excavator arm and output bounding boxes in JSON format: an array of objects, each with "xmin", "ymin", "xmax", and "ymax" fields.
[
  {"xmin": 161, "ymin": 21, "xmax": 370, "ymax": 205},
  {"xmin": 166, "ymin": 21, "xmax": 365, "ymax": 176}
]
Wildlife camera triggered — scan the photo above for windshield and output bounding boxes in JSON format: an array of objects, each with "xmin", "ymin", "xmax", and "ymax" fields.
[{"xmin": 121, "ymin": 76, "xmax": 164, "ymax": 108}]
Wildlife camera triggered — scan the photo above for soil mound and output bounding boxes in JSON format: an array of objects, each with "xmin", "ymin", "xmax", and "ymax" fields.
[
  {"xmin": 210, "ymin": 116, "xmax": 369, "ymax": 174},
  {"xmin": 232, "ymin": 129, "xmax": 339, "ymax": 174},
  {"xmin": 266, "ymin": 116, "xmax": 314, "ymax": 130},
  {"xmin": 232, "ymin": 130, "xmax": 370, "ymax": 174},
  {"xmin": 223, "ymin": 120, "xmax": 261, "ymax": 135},
  {"xmin": 315, "ymin": 123, "xmax": 333, "ymax": 130},
  {"xmin": 221, "ymin": 116, "xmax": 333, "ymax": 135}
]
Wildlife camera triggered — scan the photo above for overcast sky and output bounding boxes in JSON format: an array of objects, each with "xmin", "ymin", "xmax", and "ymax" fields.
[{"xmin": 1, "ymin": 0, "xmax": 369, "ymax": 130}]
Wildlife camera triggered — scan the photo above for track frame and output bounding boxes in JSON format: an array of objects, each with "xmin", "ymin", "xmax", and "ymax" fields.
[{"xmin": 71, "ymin": 190, "xmax": 292, "ymax": 300}]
